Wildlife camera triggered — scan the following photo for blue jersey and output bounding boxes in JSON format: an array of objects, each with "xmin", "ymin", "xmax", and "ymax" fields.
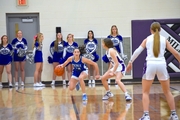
[
  {"xmin": 0, "ymin": 44, "xmax": 13, "ymax": 65},
  {"xmin": 64, "ymin": 42, "xmax": 78, "ymax": 60},
  {"xmin": 107, "ymin": 35, "xmax": 123, "ymax": 53},
  {"xmin": 34, "ymin": 42, "xmax": 43, "ymax": 63},
  {"xmin": 11, "ymin": 38, "xmax": 28, "ymax": 61},
  {"xmin": 71, "ymin": 56, "xmax": 88, "ymax": 78},
  {"xmin": 84, "ymin": 38, "xmax": 99, "ymax": 62},
  {"xmin": 50, "ymin": 40, "xmax": 66, "ymax": 62}
]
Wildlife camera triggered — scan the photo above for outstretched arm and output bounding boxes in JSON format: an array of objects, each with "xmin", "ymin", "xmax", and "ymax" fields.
[
  {"xmin": 166, "ymin": 40, "xmax": 180, "ymax": 62},
  {"xmin": 126, "ymin": 39, "xmax": 146, "ymax": 72},
  {"xmin": 61, "ymin": 56, "xmax": 72, "ymax": 68}
]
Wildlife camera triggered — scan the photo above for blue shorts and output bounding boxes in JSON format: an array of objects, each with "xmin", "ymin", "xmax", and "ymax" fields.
[{"xmin": 71, "ymin": 70, "xmax": 88, "ymax": 80}]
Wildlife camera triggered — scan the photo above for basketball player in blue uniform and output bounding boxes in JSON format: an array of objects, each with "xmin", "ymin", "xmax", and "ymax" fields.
[
  {"xmin": 102, "ymin": 25, "xmax": 127, "ymax": 84},
  {"xmin": 33, "ymin": 33, "xmax": 45, "ymax": 87},
  {"xmin": 101, "ymin": 38, "xmax": 132, "ymax": 101},
  {"xmin": 11, "ymin": 30, "xmax": 27, "ymax": 86},
  {"xmin": 84, "ymin": 30, "xmax": 99, "ymax": 84},
  {"xmin": 62, "ymin": 34, "xmax": 78, "ymax": 85},
  {"xmin": 49, "ymin": 33, "xmax": 66, "ymax": 85},
  {"xmin": 58, "ymin": 46, "xmax": 100, "ymax": 101},
  {"xmin": 126, "ymin": 22, "xmax": 180, "ymax": 120},
  {"xmin": 0, "ymin": 35, "xmax": 13, "ymax": 87}
]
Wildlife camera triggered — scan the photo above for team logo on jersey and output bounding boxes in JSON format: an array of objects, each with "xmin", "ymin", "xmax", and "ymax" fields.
[
  {"xmin": 66, "ymin": 45, "xmax": 75, "ymax": 53},
  {"xmin": 111, "ymin": 37, "xmax": 120, "ymax": 46},
  {"xmin": 73, "ymin": 64, "xmax": 82, "ymax": 71},
  {"xmin": 58, "ymin": 44, "xmax": 64, "ymax": 52},
  {"xmin": 0, "ymin": 48, "xmax": 10, "ymax": 55},
  {"xmin": 86, "ymin": 41, "xmax": 96, "ymax": 53}
]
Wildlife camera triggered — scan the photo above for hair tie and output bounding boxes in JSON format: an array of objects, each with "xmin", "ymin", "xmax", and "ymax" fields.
[{"xmin": 34, "ymin": 35, "xmax": 37, "ymax": 40}]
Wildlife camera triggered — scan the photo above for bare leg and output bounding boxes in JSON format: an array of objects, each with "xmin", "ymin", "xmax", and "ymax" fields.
[
  {"xmin": 0, "ymin": 65, "xmax": 4, "ymax": 83},
  {"xmin": 20, "ymin": 61, "xmax": 25, "ymax": 83},
  {"xmin": 14, "ymin": 62, "xmax": 20, "ymax": 83},
  {"xmin": 5, "ymin": 64, "xmax": 12, "ymax": 84},
  {"xmin": 34, "ymin": 63, "xmax": 41, "ymax": 84},
  {"xmin": 101, "ymin": 71, "xmax": 112, "ymax": 91}
]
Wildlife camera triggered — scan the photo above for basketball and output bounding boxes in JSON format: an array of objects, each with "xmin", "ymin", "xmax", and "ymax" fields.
[{"xmin": 54, "ymin": 66, "xmax": 64, "ymax": 76}]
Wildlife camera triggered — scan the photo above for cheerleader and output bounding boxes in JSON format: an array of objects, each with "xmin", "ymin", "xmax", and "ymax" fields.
[
  {"xmin": 84, "ymin": 30, "xmax": 99, "ymax": 84},
  {"xmin": 63, "ymin": 34, "xmax": 78, "ymax": 85},
  {"xmin": 33, "ymin": 33, "xmax": 45, "ymax": 87},
  {"xmin": 11, "ymin": 30, "xmax": 27, "ymax": 86},
  {"xmin": 0, "ymin": 35, "xmax": 13, "ymax": 87},
  {"xmin": 50, "ymin": 33, "xmax": 66, "ymax": 85},
  {"xmin": 58, "ymin": 46, "xmax": 100, "ymax": 101},
  {"xmin": 102, "ymin": 25, "xmax": 126, "ymax": 84}
]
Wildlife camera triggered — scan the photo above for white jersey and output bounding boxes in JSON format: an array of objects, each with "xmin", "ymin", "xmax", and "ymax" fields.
[
  {"xmin": 146, "ymin": 34, "xmax": 166, "ymax": 62},
  {"xmin": 106, "ymin": 48, "xmax": 124, "ymax": 66}
]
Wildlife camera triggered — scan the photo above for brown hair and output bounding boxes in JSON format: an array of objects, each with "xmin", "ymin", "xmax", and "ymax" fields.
[
  {"xmin": 32, "ymin": 33, "xmax": 43, "ymax": 48},
  {"xmin": 103, "ymin": 38, "xmax": 113, "ymax": 48},
  {"xmin": 54, "ymin": 33, "xmax": 63, "ymax": 51},
  {"xmin": 0, "ymin": 35, "xmax": 8, "ymax": 48},
  {"xmin": 110, "ymin": 25, "xmax": 119, "ymax": 36},
  {"xmin": 151, "ymin": 22, "xmax": 161, "ymax": 57}
]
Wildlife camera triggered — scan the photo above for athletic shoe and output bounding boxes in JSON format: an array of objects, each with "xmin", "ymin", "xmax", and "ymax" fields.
[
  {"xmin": 39, "ymin": 82, "xmax": 45, "ymax": 86},
  {"xmin": 169, "ymin": 114, "xmax": 179, "ymax": 120},
  {"xmin": 76, "ymin": 82, "xmax": 80, "ymax": 91},
  {"xmin": 15, "ymin": 82, "xmax": 18, "ymax": 86},
  {"xmin": 63, "ymin": 80, "xmax": 66, "ymax": 85},
  {"xmin": 139, "ymin": 114, "xmax": 150, "ymax": 120},
  {"xmin": 92, "ymin": 80, "xmax": 95, "ymax": 84},
  {"xmin": 88, "ymin": 80, "xmax": 91, "ymax": 84},
  {"xmin": 21, "ymin": 82, "xmax": 24, "ymax": 86},
  {"xmin": 82, "ymin": 94, "xmax": 88, "ymax": 101},
  {"xmin": 125, "ymin": 94, "xmax": 132, "ymax": 101},
  {"xmin": 102, "ymin": 91, "xmax": 114, "ymax": 100}
]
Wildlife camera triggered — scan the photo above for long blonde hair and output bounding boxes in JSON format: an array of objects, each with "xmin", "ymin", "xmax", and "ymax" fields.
[
  {"xmin": 32, "ymin": 33, "xmax": 43, "ymax": 48},
  {"xmin": 67, "ymin": 34, "xmax": 74, "ymax": 42},
  {"xmin": 54, "ymin": 33, "xmax": 63, "ymax": 52},
  {"xmin": 151, "ymin": 22, "xmax": 161, "ymax": 58},
  {"xmin": 110, "ymin": 25, "xmax": 119, "ymax": 36}
]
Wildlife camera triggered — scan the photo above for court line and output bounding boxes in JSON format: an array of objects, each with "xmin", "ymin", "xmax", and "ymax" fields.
[
  {"xmin": 170, "ymin": 86, "xmax": 180, "ymax": 92},
  {"xmin": 71, "ymin": 95, "xmax": 80, "ymax": 120}
]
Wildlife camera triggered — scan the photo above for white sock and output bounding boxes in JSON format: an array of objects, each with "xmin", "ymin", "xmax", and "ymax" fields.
[
  {"xmin": 171, "ymin": 110, "xmax": 176, "ymax": 115},
  {"xmin": 52, "ymin": 80, "xmax": 55, "ymax": 83},
  {"xmin": 125, "ymin": 92, "xmax": 129, "ymax": 96},
  {"xmin": 83, "ymin": 93, "xmax": 86, "ymax": 95}
]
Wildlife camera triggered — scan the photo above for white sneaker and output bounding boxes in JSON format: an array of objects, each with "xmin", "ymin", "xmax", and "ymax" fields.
[
  {"xmin": 92, "ymin": 80, "xmax": 95, "ymax": 84},
  {"xmin": 15, "ymin": 82, "xmax": 18, "ymax": 86},
  {"xmin": 139, "ymin": 114, "xmax": 150, "ymax": 120},
  {"xmin": 170, "ymin": 114, "xmax": 179, "ymax": 120},
  {"xmin": 33, "ymin": 83, "xmax": 38, "ymax": 87},
  {"xmin": 39, "ymin": 82, "xmax": 45, "ymax": 86},
  {"xmin": 63, "ymin": 80, "xmax": 66, "ymax": 85},
  {"xmin": 0, "ymin": 83, "xmax": 3, "ymax": 88},
  {"xmin": 21, "ymin": 82, "xmax": 24, "ymax": 86},
  {"xmin": 102, "ymin": 91, "xmax": 114, "ymax": 100},
  {"xmin": 125, "ymin": 94, "xmax": 132, "ymax": 101},
  {"xmin": 88, "ymin": 80, "xmax": 92, "ymax": 84},
  {"xmin": 108, "ymin": 79, "xmax": 111, "ymax": 84},
  {"xmin": 51, "ymin": 80, "xmax": 55, "ymax": 85},
  {"xmin": 9, "ymin": 83, "xmax": 13, "ymax": 88}
]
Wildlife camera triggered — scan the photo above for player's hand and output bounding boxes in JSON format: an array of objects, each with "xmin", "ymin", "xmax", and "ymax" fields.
[
  {"xmin": 57, "ymin": 64, "xmax": 63, "ymax": 68},
  {"xmin": 126, "ymin": 62, "xmax": 132, "ymax": 73}
]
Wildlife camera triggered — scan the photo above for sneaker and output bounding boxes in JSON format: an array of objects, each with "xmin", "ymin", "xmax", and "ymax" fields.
[
  {"xmin": 125, "ymin": 94, "xmax": 132, "ymax": 101},
  {"xmin": 39, "ymin": 82, "xmax": 45, "ymax": 86},
  {"xmin": 63, "ymin": 85, "xmax": 66, "ymax": 89},
  {"xmin": 126, "ymin": 103, "xmax": 132, "ymax": 110},
  {"xmin": 139, "ymin": 114, "xmax": 150, "ymax": 120},
  {"xmin": 170, "ymin": 114, "xmax": 179, "ymax": 120},
  {"xmin": 0, "ymin": 83, "xmax": 3, "ymax": 88},
  {"xmin": 92, "ymin": 80, "xmax": 95, "ymax": 84},
  {"xmin": 9, "ymin": 83, "xmax": 13, "ymax": 88},
  {"xmin": 51, "ymin": 81, "xmax": 55, "ymax": 85},
  {"xmin": 82, "ymin": 100, "xmax": 87, "ymax": 106},
  {"xmin": 88, "ymin": 84, "xmax": 92, "ymax": 88},
  {"xmin": 21, "ymin": 82, "xmax": 24, "ymax": 86},
  {"xmin": 82, "ymin": 94, "xmax": 88, "ymax": 101},
  {"xmin": 88, "ymin": 80, "xmax": 91, "ymax": 84},
  {"xmin": 91, "ymin": 84, "xmax": 95, "ymax": 88},
  {"xmin": 102, "ymin": 91, "xmax": 114, "ymax": 100},
  {"xmin": 108, "ymin": 79, "xmax": 111, "ymax": 84},
  {"xmin": 63, "ymin": 80, "xmax": 66, "ymax": 85},
  {"xmin": 33, "ymin": 83, "xmax": 37, "ymax": 87},
  {"xmin": 76, "ymin": 82, "xmax": 80, "ymax": 91},
  {"xmin": 15, "ymin": 82, "xmax": 18, "ymax": 86}
]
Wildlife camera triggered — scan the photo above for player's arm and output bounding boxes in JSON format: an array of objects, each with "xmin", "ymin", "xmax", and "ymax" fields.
[
  {"xmin": 82, "ymin": 57, "xmax": 100, "ymax": 76},
  {"xmin": 61, "ymin": 56, "xmax": 73, "ymax": 68},
  {"xmin": 166, "ymin": 40, "xmax": 180, "ymax": 62},
  {"xmin": 109, "ymin": 49, "xmax": 119, "ymax": 73}
]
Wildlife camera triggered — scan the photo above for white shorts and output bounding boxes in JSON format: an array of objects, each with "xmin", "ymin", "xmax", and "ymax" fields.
[
  {"xmin": 71, "ymin": 70, "xmax": 88, "ymax": 80},
  {"xmin": 110, "ymin": 63, "xmax": 126, "ymax": 76},
  {"xmin": 142, "ymin": 61, "xmax": 169, "ymax": 80}
]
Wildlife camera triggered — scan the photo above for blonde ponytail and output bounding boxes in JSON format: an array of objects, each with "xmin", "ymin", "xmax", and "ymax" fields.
[{"xmin": 153, "ymin": 29, "xmax": 160, "ymax": 57}]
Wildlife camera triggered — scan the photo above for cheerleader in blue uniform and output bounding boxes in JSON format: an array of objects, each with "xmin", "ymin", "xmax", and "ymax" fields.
[
  {"xmin": 84, "ymin": 30, "xmax": 99, "ymax": 84},
  {"xmin": 11, "ymin": 30, "xmax": 27, "ymax": 86},
  {"xmin": 33, "ymin": 33, "xmax": 45, "ymax": 87},
  {"xmin": 50, "ymin": 33, "xmax": 66, "ymax": 85},
  {"xmin": 58, "ymin": 46, "xmax": 100, "ymax": 101},
  {"xmin": 0, "ymin": 35, "xmax": 13, "ymax": 87},
  {"xmin": 102, "ymin": 25, "xmax": 126, "ymax": 84},
  {"xmin": 63, "ymin": 34, "xmax": 78, "ymax": 85}
]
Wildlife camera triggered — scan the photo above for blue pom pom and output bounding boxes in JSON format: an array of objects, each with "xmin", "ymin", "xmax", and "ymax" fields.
[
  {"xmin": 94, "ymin": 54, "xmax": 99, "ymax": 62},
  {"xmin": 48, "ymin": 56, "xmax": 53, "ymax": 64},
  {"xmin": 102, "ymin": 54, "xmax": 109, "ymax": 63},
  {"xmin": 59, "ymin": 58, "xmax": 66, "ymax": 64}
]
